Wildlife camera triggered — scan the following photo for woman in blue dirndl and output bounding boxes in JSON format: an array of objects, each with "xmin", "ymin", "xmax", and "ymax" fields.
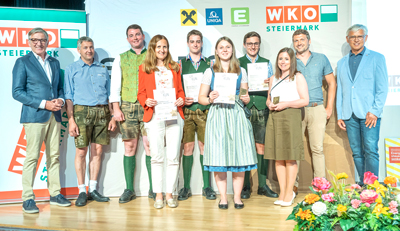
[{"xmin": 198, "ymin": 36, "xmax": 257, "ymax": 209}]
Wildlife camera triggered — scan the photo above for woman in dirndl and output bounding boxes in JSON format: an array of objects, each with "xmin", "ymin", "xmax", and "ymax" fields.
[
  {"xmin": 264, "ymin": 47, "xmax": 309, "ymax": 207},
  {"xmin": 198, "ymin": 36, "xmax": 257, "ymax": 210}
]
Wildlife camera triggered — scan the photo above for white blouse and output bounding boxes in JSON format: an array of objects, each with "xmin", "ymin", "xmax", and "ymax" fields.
[
  {"xmin": 201, "ymin": 67, "xmax": 248, "ymax": 85},
  {"xmin": 270, "ymin": 74, "xmax": 300, "ymax": 102},
  {"xmin": 155, "ymin": 66, "xmax": 174, "ymax": 89}
]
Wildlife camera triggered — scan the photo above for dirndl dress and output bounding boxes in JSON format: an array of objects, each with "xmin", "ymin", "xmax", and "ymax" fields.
[{"xmin": 203, "ymin": 70, "xmax": 257, "ymax": 172}]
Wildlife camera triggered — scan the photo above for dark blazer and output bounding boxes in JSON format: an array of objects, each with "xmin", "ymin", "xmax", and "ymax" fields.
[{"xmin": 12, "ymin": 51, "xmax": 64, "ymax": 123}]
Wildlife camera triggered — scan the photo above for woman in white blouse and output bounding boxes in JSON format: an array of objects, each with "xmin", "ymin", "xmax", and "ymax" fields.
[
  {"xmin": 264, "ymin": 47, "xmax": 309, "ymax": 207},
  {"xmin": 138, "ymin": 35, "xmax": 185, "ymax": 209}
]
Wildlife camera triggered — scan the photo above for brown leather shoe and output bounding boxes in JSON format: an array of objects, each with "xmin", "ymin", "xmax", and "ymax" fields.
[{"xmin": 293, "ymin": 186, "xmax": 299, "ymax": 196}]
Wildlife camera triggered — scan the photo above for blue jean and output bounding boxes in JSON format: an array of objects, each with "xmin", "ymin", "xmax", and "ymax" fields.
[{"xmin": 344, "ymin": 113, "xmax": 381, "ymax": 183}]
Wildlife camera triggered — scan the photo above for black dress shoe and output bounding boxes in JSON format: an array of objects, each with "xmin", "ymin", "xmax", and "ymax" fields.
[
  {"xmin": 119, "ymin": 189, "xmax": 136, "ymax": 203},
  {"xmin": 75, "ymin": 192, "xmax": 87, "ymax": 207},
  {"xmin": 218, "ymin": 200, "xmax": 228, "ymax": 210},
  {"xmin": 257, "ymin": 185, "xmax": 279, "ymax": 198},
  {"xmin": 241, "ymin": 185, "xmax": 251, "ymax": 199},
  {"xmin": 88, "ymin": 190, "xmax": 110, "ymax": 202},
  {"xmin": 202, "ymin": 187, "xmax": 217, "ymax": 200},
  {"xmin": 177, "ymin": 188, "xmax": 192, "ymax": 201},
  {"xmin": 234, "ymin": 201, "xmax": 244, "ymax": 209}
]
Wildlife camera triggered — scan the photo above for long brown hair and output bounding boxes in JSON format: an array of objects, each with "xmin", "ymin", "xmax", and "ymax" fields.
[
  {"xmin": 142, "ymin": 34, "xmax": 179, "ymax": 74},
  {"xmin": 275, "ymin": 47, "xmax": 299, "ymax": 81},
  {"xmin": 212, "ymin": 36, "xmax": 241, "ymax": 75}
]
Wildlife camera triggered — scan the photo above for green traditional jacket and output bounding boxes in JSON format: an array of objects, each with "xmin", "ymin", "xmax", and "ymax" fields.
[
  {"xmin": 239, "ymin": 55, "xmax": 270, "ymax": 110},
  {"xmin": 120, "ymin": 48, "xmax": 147, "ymax": 103},
  {"xmin": 181, "ymin": 56, "xmax": 211, "ymax": 111}
]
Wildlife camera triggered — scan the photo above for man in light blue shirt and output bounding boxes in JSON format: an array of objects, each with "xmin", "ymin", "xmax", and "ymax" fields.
[
  {"xmin": 64, "ymin": 36, "xmax": 116, "ymax": 206},
  {"xmin": 292, "ymin": 29, "xmax": 337, "ymax": 195},
  {"xmin": 337, "ymin": 24, "xmax": 388, "ymax": 185}
]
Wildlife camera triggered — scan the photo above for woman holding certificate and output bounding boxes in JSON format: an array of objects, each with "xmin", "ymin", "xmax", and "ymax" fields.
[
  {"xmin": 198, "ymin": 36, "xmax": 257, "ymax": 210},
  {"xmin": 264, "ymin": 47, "xmax": 309, "ymax": 207},
  {"xmin": 138, "ymin": 35, "xmax": 185, "ymax": 209}
]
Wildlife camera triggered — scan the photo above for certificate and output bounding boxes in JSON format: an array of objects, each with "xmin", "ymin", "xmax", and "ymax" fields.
[
  {"xmin": 213, "ymin": 73, "xmax": 237, "ymax": 104},
  {"xmin": 247, "ymin": 62, "xmax": 269, "ymax": 92},
  {"xmin": 153, "ymin": 88, "xmax": 177, "ymax": 121},
  {"xmin": 183, "ymin": 73, "xmax": 203, "ymax": 103}
]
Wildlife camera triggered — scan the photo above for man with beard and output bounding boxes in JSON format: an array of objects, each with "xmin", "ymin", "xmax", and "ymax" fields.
[{"xmin": 292, "ymin": 29, "xmax": 336, "ymax": 194}]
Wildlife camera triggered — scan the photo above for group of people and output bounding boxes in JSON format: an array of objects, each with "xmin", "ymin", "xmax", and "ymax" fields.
[{"xmin": 12, "ymin": 23, "xmax": 388, "ymax": 213}]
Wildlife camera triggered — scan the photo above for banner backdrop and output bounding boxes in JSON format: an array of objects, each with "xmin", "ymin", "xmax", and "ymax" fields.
[
  {"xmin": 86, "ymin": 0, "xmax": 353, "ymax": 196},
  {"xmin": 0, "ymin": 7, "xmax": 86, "ymax": 203}
]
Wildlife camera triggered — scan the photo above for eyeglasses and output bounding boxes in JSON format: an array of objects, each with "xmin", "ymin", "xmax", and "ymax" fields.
[
  {"xmin": 30, "ymin": 38, "xmax": 47, "ymax": 44},
  {"xmin": 246, "ymin": 42, "xmax": 260, "ymax": 47},
  {"xmin": 348, "ymin": 35, "xmax": 366, "ymax": 41}
]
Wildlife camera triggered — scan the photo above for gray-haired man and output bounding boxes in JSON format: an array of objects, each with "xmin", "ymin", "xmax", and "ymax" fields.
[{"xmin": 12, "ymin": 27, "xmax": 71, "ymax": 213}]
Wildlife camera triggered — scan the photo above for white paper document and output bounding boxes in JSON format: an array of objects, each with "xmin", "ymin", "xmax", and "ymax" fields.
[
  {"xmin": 153, "ymin": 88, "xmax": 177, "ymax": 121},
  {"xmin": 247, "ymin": 62, "xmax": 269, "ymax": 92},
  {"xmin": 213, "ymin": 73, "xmax": 237, "ymax": 104},
  {"xmin": 183, "ymin": 73, "xmax": 203, "ymax": 103}
]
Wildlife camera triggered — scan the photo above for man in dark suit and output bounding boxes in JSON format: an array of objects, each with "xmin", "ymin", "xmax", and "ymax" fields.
[{"xmin": 12, "ymin": 28, "xmax": 71, "ymax": 213}]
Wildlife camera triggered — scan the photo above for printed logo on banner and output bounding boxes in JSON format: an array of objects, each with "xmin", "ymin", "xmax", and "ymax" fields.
[
  {"xmin": 265, "ymin": 5, "xmax": 338, "ymax": 32},
  {"xmin": 181, "ymin": 9, "xmax": 198, "ymax": 26},
  {"xmin": 206, "ymin": 8, "xmax": 223, "ymax": 26},
  {"xmin": 389, "ymin": 147, "xmax": 400, "ymax": 163},
  {"xmin": 0, "ymin": 27, "xmax": 66, "ymax": 57},
  {"xmin": 231, "ymin": 7, "xmax": 249, "ymax": 25}
]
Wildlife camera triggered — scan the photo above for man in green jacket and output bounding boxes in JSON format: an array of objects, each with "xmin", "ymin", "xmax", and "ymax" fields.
[
  {"xmin": 238, "ymin": 31, "xmax": 278, "ymax": 199},
  {"xmin": 178, "ymin": 30, "xmax": 216, "ymax": 201},
  {"xmin": 109, "ymin": 24, "xmax": 153, "ymax": 203}
]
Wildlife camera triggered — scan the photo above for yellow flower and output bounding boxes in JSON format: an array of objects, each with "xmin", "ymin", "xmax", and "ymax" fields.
[
  {"xmin": 345, "ymin": 188, "xmax": 351, "ymax": 192},
  {"xmin": 384, "ymin": 176, "xmax": 397, "ymax": 186},
  {"xmin": 372, "ymin": 204, "xmax": 389, "ymax": 218},
  {"xmin": 336, "ymin": 173, "xmax": 348, "ymax": 180},
  {"xmin": 370, "ymin": 180, "xmax": 388, "ymax": 197},
  {"xmin": 295, "ymin": 208, "xmax": 312, "ymax": 220},
  {"xmin": 375, "ymin": 195, "xmax": 382, "ymax": 204},
  {"xmin": 305, "ymin": 194, "xmax": 320, "ymax": 204},
  {"xmin": 337, "ymin": 204, "xmax": 347, "ymax": 212}
]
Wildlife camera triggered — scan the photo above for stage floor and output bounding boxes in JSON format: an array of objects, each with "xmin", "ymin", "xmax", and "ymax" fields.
[{"xmin": 0, "ymin": 193, "xmax": 303, "ymax": 230}]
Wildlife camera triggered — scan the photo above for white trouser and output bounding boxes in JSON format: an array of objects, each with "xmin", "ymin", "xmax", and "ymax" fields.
[{"xmin": 145, "ymin": 115, "xmax": 184, "ymax": 193}]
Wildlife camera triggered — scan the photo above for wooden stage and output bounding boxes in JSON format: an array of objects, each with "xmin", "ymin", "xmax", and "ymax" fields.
[{"xmin": 0, "ymin": 193, "xmax": 304, "ymax": 231}]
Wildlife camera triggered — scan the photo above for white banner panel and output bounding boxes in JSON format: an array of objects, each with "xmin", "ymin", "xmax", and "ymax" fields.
[
  {"xmin": 0, "ymin": 7, "xmax": 86, "ymax": 203},
  {"xmin": 86, "ymin": 0, "xmax": 351, "ymax": 196}
]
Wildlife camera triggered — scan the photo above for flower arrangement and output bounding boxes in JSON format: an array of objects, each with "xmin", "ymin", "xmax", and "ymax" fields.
[{"xmin": 287, "ymin": 171, "xmax": 400, "ymax": 231}]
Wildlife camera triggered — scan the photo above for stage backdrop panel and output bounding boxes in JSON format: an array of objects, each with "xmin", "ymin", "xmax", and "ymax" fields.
[
  {"xmin": 86, "ymin": 0, "xmax": 353, "ymax": 196},
  {"xmin": 0, "ymin": 7, "xmax": 86, "ymax": 203}
]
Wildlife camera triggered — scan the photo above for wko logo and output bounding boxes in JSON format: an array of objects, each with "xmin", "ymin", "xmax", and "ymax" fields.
[
  {"xmin": 0, "ymin": 27, "xmax": 59, "ymax": 47},
  {"xmin": 266, "ymin": 5, "xmax": 337, "ymax": 23},
  {"xmin": 265, "ymin": 5, "xmax": 338, "ymax": 32},
  {"xmin": 0, "ymin": 27, "xmax": 80, "ymax": 48},
  {"xmin": 8, "ymin": 128, "xmax": 45, "ymax": 176}
]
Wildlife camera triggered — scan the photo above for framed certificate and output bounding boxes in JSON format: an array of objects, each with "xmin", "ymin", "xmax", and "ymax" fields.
[
  {"xmin": 247, "ymin": 62, "xmax": 269, "ymax": 92},
  {"xmin": 213, "ymin": 73, "xmax": 237, "ymax": 104},
  {"xmin": 153, "ymin": 88, "xmax": 177, "ymax": 121},
  {"xmin": 183, "ymin": 73, "xmax": 203, "ymax": 103}
]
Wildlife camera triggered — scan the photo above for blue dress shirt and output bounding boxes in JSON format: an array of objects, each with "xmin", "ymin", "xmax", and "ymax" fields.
[
  {"xmin": 296, "ymin": 52, "xmax": 333, "ymax": 103},
  {"xmin": 349, "ymin": 46, "xmax": 366, "ymax": 80},
  {"xmin": 64, "ymin": 58, "xmax": 110, "ymax": 106}
]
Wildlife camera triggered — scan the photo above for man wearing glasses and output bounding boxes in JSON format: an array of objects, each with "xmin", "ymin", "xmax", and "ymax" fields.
[
  {"xmin": 12, "ymin": 27, "xmax": 71, "ymax": 213},
  {"xmin": 292, "ymin": 29, "xmax": 336, "ymax": 195},
  {"xmin": 337, "ymin": 24, "xmax": 388, "ymax": 184},
  {"xmin": 238, "ymin": 31, "xmax": 278, "ymax": 199}
]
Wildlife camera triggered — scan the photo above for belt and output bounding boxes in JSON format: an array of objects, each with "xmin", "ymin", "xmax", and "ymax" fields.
[
  {"xmin": 93, "ymin": 104, "xmax": 108, "ymax": 107},
  {"xmin": 306, "ymin": 101, "xmax": 323, "ymax": 107}
]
